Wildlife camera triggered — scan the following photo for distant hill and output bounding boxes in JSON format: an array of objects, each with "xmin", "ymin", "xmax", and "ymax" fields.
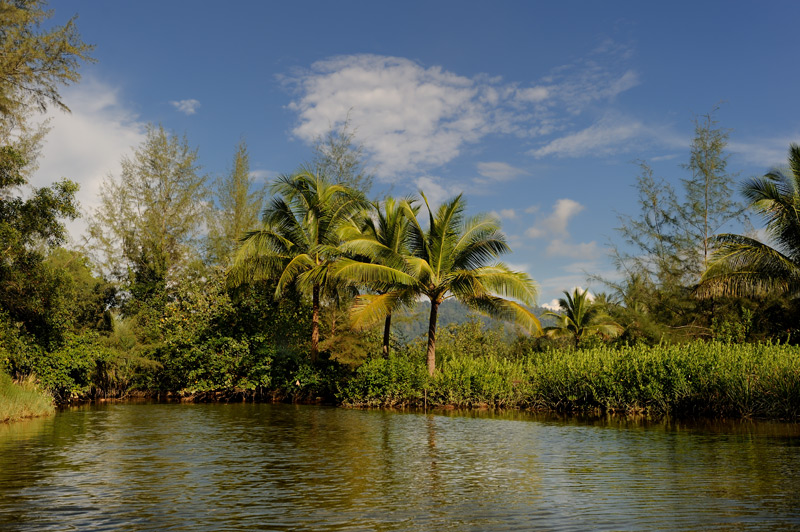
[{"xmin": 391, "ymin": 299, "xmax": 556, "ymax": 343}]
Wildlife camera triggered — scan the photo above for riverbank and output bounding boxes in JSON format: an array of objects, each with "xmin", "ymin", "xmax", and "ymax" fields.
[
  {"xmin": 14, "ymin": 340, "xmax": 800, "ymax": 422},
  {"xmin": 342, "ymin": 342, "xmax": 800, "ymax": 419},
  {"xmin": 0, "ymin": 371, "xmax": 54, "ymax": 423}
]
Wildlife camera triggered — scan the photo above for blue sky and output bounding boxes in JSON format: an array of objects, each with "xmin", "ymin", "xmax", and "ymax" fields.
[{"xmin": 34, "ymin": 1, "xmax": 800, "ymax": 307}]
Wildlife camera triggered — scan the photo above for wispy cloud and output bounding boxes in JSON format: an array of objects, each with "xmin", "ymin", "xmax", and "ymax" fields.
[
  {"xmin": 546, "ymin": 239, "xmax": 600, "ymax": 259},
  {"xmin": 170, "ymin": 98, "xmax": 201, "ymax": 115},
  {"xmin": 286, "ymin": 48, "xmax": 639, "ymax": 179},
  {"xmin": 414, "ymin": 175, "xmax": 463, "ymax": 210},
  {"xmin": 249, "ymin": 169, "xmax": 276, "ymax": 183},
  {"xmin": 526, "ymin": 198, "xmax": 585, "ymax": 239},
  {"xmin": 476, "ymin": 161, "xmax": 528, "ymax": 182},
  {"xmin": 529, "ymin": 114, "xmax": 646, "ymax": 158},
  {"xmin": 729, "ymin": 138, "xmax": 798, "ymax": 168}
]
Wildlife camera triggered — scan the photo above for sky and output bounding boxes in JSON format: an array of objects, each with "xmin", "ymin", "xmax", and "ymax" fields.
[{"xmin": 32, "ymin": 1, "xmax": 800, "ymax": 308}]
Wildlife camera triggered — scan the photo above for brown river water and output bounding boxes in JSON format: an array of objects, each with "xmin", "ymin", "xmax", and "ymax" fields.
[{"xmin": 1, "ymin": 402, "xmax": 799, "ymax": 531}]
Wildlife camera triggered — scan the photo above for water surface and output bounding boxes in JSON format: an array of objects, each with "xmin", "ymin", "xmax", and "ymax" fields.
[{"xmin": 1, "ymin": 403, "xmax": 799, "ymax": 531}]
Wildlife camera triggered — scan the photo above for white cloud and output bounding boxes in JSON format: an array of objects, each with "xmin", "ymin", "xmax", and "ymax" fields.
[
  {"xmin": 286, "ymin": 49, "xmax": 639, "ymax": 178},
  {"xmin": 516, "ymin": 86, "xmax": 550, "ymax": 103},
  {"xmin": 476, "ymin": 161, "xmax": 527, "ymax": 182},
  {"xmin": 499, "ymin": 208, "xmax": 516, "ymax": 219},
  {"xmin": 541, "ymin": 299, "xmax": 562, "ymax": 311},
  {"xmin": 170, "ymin": 98, "xmax": 201, "ymax": 115},
  {"xmin": 415, "ymin": 175, "xmax": 463, "ymax": 210},
  {"xmin": 546, "ymin": 239, "xmax": 600, "ymax": 259},
  {"xmin": 729, "ymin": 138, "xmax": 798, "ymax": 168},
  {"xmin": 490, "ymin": 208, "xmax": 517, "ymax": 220},
  {"xmin": 249, "ymin": 169, "xmax": 275, "ymax": 183},
  {"xmin": 530, "ymin": 114, "xmax": 646, "ymax": 158},
  {"xmin": 526, "ymin": 198, "xmax": 585, "ymax": 239},
  {"xmin": 32, "ymin": 79, "xmax": 146, "ymax": 242}
]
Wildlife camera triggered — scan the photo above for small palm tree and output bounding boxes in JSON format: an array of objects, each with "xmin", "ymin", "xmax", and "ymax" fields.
[
  {"xmin": 340, "ymin": 196, "xmax": 419, "ymax": 357},
  {"xmin": 338, "ymin": 193, "xmax": 541, "ymax": 376},
  {"xmin": 228, "ymin": 168, "xmax": 366, "ymax": 361},
  {"xmin": 700, "ymin": 144, "xmax": 800, "ymax": 299},
  {"xmin": 543, "ymin": 288, "xmax": 622, "ymax": 347}
]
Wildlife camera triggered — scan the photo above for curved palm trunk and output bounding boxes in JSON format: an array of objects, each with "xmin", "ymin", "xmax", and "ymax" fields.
[
  {"xmin": 311, "ymin": 284, "xmax": 320, "ymax": 363},
  {"xmin": 382, "ymin": 313, "xmax": 392, "ymax": 358},
  {"xmin": 426, "ymin": 300, "xmax": 440, "ymax": 376}
]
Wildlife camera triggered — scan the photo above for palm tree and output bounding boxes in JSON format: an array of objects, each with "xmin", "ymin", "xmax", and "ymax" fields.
[
  {"xmin": 699, "ymin": 144, "xmax": 800, "ymax": 299},
  {"xmin": 543, "ymin": 288, "xmax": 623, "ymax": 348},
  {"xmin": 228, "ymin": 168, "xmax": 366, "ymax": 362},
  {"xmin": 338, "ymin": 193, "xmax": 541, "ymax": 376},
  {"xmin": 340, "ymin": 196, "xmax": 418, "ymax": 357}
]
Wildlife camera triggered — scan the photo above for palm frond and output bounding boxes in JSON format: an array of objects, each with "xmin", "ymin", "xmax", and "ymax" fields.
[
  {"xmin": 460, "ymin": 295, "xmax": 543, "ymax": 334},
  {"xmin": 349, "ymin": 291, "xmax": 409, "ymax": 330}
]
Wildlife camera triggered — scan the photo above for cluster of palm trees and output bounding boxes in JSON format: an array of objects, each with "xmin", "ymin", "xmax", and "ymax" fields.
[
  {"xmin": 228, "ymin": 169, "xmax": 541, "ymax": 375},
  {"xmin": 226, "ymin": 143, "xmax": 800, "ymax": 372}
]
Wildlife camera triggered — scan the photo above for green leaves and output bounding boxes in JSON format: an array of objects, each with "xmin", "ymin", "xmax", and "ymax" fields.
[{"xmin": 701, "ymin": 143, "xmax": 800, "ymax": 299}]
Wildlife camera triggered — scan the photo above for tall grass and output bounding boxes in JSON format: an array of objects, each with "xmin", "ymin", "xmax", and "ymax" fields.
[
  {"xmin": 0, "ymin": 371, "xmax": 54, "ymax": 423},
  {"xmin": 340, "ymin": 342, "xmax": 800, "ymax": 419}
]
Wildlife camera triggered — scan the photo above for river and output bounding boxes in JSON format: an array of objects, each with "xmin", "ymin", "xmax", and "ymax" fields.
[{"xmin": 1, "ymin": 402, "xmax": 799, "ymax": 531}]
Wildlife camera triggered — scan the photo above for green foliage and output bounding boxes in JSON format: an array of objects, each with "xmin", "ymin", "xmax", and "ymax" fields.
[
  {"xmin": 4, "ymin": 326, "xmax": 108, "ymax": 403},
  {"xmin": 340, "ymin": 352, "xmax": 427, "ymax": 406},
  {"xmin": 523, "ymin": 342, "xmax": 800, "ymax": 418},
  {"xmin": 150, "ymin": 273, "xmax": 276, "ymax": 393},
  {"xmin": 700, "ymin": 143, "xmax": 800, "ymax": 303},
  {"xmin": 206, "ymin": 139, "xmax": 265, "ymax": 267},
  {"xmin": 543, "ymin": 288, "xmax": 622, "ymax": 347},
  {"xmin": 609, "ymin": 111, "xmax": 746, "ymax": 340},
  {"xmin": 340, "ymin": 320, "xmax": 800, "ymax": 419},
  {"xmin": 311, "ymin": 118, "xmax": 373, "ymax": 194},
  {"xmin": 88, "ymin": 124, "xmax": 207, "ymax": 303},
  {"xmin": 346, "ymin": 193, "xmax": 541, "ymax": 376},
  {"xmin": 229, "ymin": 168, "xmax": 368, "ymax": 361},
  {"xmin": 0, "ymin": 144, "xmax": 85, "ymax": 348},
  {"xmin": 0, "ymin": 0, "xmax": 94, "ymax": 124},
  {"xmin": 264, "ymin": 354, "xmax": 351, "ymax": 403}
]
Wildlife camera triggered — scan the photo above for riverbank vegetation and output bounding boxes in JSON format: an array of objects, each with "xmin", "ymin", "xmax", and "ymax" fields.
[
  {"xmin": 0, "ymin": 371, "xmax": 53, "ymax": 423},
  {"xmin": 2, "ymin": 2, "xmax": 800, "ymax": 422}
]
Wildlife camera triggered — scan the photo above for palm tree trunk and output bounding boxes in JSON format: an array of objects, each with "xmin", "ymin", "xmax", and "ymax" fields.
[
  {"xmin": 382, "ymin": 313, "xmax": 392, "ymax": 358},
  {"xmin": 426, "ymin": 299, "xmax": 439, "ymax": 376},
  {"xmin": 311, "ymin": 284, "xmax": 320, "ymax": 362}
]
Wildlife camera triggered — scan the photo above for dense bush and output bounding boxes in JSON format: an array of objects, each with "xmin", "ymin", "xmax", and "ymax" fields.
[{"xmin": 339, "ymin": 325, "xmax": 800, "ymax": 419}]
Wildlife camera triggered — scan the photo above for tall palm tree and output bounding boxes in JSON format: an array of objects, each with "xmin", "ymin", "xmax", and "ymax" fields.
[
  {"xmin": 699, "ymin": 144, "xmax": 800, "ymax": 299},
  {"xmin": 340, "ymin": 196, "xmax": 418, "ymax": 357},
  {"xmin": 543, "ymin": 288, "xmax": 622, "ymax": 347},
  {"xmin": 338, "ymin": 193, "xmax": 541, "ymax": 376},
  {"xmin": 228, "ymin": 168, "xmax": 366, "ymax": 362}
]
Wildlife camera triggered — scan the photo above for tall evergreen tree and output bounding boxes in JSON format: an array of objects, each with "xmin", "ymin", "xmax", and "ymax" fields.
[
  {"xmin": 206, "ymin": 139, "xmax": 265, "ymax": 266},
  {"xmin": 0, "ymin": 0, "xmax": 94, "ymax": 126},
  {"xmin": 88, "ymin": 124, "xmax": 207, "ymax": 303},
  {"xmin": 678, "ymin": 110, "xmax": 746, "ymax": 277}
]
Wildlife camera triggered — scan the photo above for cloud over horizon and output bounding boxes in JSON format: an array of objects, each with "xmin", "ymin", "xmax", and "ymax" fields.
[{"xmin": 286, "ymin": 50, "xmax": 640, "ymax": 179}]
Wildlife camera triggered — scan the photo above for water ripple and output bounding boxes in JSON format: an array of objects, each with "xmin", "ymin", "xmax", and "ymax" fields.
[{"xmin": 1, "ymin": 403, "xmax": 799, "ymax": 531}]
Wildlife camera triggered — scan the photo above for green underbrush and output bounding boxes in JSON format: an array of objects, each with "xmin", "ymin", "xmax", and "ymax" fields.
[
  {"xmin": 341, "ymin": 340, "xmax": 800, "ymax": 419},
  {"xmin": 0, "ymin": 371, "xmax": 54, "ymax": 423}
]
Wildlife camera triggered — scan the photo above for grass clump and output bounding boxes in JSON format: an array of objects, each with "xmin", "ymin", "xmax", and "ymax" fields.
[
  {"xmin": 340, "ymin": 321, "xmax": 800, "ymax": 419},
  {"xmin": 0, "ymin": 371, "xmax": 54, "ymax": 423}
]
